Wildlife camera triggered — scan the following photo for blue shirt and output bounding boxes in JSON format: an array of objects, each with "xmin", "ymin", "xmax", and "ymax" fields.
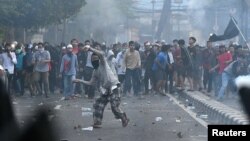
[
  {"xmin": 152, "ymin": 51, "xmax": 168, "ymax": 71},
  {"xmin": 60, "ymin": 54, "xmax": 78, "ymax": 75}
]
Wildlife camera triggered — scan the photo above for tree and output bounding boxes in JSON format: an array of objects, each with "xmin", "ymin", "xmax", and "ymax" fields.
[{"xmin": 0, "ymin": 0, "xmax": 86, "ymax": 41}]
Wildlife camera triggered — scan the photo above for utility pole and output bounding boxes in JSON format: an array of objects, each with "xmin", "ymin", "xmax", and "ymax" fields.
[{"xmin": 152, "ymin": 0, "xmax": 156, "ymax": 41}]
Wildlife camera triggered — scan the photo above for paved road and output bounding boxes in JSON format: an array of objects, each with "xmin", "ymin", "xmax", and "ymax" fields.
[{"xmin": 13, "ymin": 93, "xmax": 207, "ymax": 141}]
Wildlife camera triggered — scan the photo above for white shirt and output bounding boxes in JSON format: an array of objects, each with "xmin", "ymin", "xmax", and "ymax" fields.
[
  {"xmin": 0, "ymin": 52, "xmax": 17, "ymax": 74},
  {"xmin": 115, "ymin": 51, "xmax": 126, "ymax": 75},
  {"xmin": 168, "ymin": 52, "xmax": 174, "ymax": 64},
  {"xmin": 85, "ymin": 51, "xmax": 93, "ymax": 68}
]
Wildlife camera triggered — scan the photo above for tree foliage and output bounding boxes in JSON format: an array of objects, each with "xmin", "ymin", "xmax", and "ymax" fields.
[{"xmin": 0, "ymin": 0, "xmax": 86, "ymax": 28}]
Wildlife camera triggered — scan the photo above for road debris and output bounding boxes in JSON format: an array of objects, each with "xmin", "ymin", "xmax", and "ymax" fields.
[
  {"xmin": 82, "ymin": 112, "xmax": 93, "ymax": 117},
  {"xmin": 82, "ymin": 126, "xmax": 93, "ymax": 131},
  {"xmin": 177, "ymin": 132, "xmax": 183, "ymax": 138},
  {"xmin": 38, "ymin": 102, "xmax": 43, "ymax": 106},
  {"xmin": 155, "ymin": 117, "xmax": 163, "ymax": 122},
  {"xmin": 54, "ymin": 105, "xmax": 62, "ymax": 110},
  {"xmin": 81, "ymin": 107, "xmax": 92, "ymax": 111}
]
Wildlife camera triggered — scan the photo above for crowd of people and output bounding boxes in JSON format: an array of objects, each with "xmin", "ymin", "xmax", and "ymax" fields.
[{"xmin": 0, "ymin": 37, "xmax": 249, "ymax": 101}]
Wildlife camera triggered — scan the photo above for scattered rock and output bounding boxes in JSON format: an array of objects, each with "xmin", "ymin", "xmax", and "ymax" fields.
[
  {"xmin": 133, "ymin": 124, "xmax": 137, "ymax": 126},
  {"xmin": 81, "ymin": 107, "xmax": 91, "ymax": 111},
  {"xmin": 82, "ymin": 126, "xmax": 93, "ymax": 131},
  {"xmin": 54, "ymin": 105, "xmax": 62, "ymax": 110},
  {"xmin": 82, "ymin": 112, "xmax": 93, "ymax": 117},
  {"xmin": 98, "ymin": 138, "xmax": 102, "ymax": 140},
  {"xmin": 155, "ymin": 117, "xmax": 163, "ymax": 122},
  {"xmin": 152, "ymin": 122, "xmax": 155, "ymax": 124},
  {"xmin": 74, "ymin": 126, "xmax": 77, "ymax": 130},
  {"xmin": 38, "ymin": 102, "xmax": 43, "ymax": 106},
  {"xmin": 177, "ymin": 132, "xmax": 183, "ymax": 138}
]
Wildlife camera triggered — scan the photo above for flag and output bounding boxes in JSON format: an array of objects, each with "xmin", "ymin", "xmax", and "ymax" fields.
[{"xmin": 209, "ymin": 17, "xmax": 239, "ymax": 42}]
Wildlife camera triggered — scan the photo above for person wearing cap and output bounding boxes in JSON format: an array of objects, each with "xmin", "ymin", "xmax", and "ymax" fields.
[
  {"xmin": 33, "ymin": 42, "xmax": 51, "ymax": 98},
  {"xmin": 59, "ymin": 44, "xmax": 78, "ymax": 100},
  {"xmin": 143, "ymin": 41, "xmax": 156, "ymax": 94}
]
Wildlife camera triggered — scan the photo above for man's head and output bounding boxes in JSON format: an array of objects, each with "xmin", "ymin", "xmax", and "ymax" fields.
[
  {"xmin": 84, "ymin": 40, "xmax": 91, "ymax": 46},
  {"xmin": 161, "ymin": 44, "xmax": 169, "ymax": 53},
  {"xmin": 91, "ymin": 53, "xmax": 100, "ymax": 69},
  {"xmin": 67, "ymin": 44, "xmax": 73, "ymax": 54},
  {"xmin": 207, "ymin": 41, "xmax": 212, "ymax": 49},
  {"xmin": 173, "ymin": 39, "xmax": 179, "ymax": 47},
  {"xmin": 219, "ymin": 45, "xmax": 226, "ymax": 53},
  {"xmin": 129, "ymin": 41, "xmax": 135, "ymax": 52},
  {"xmin": 15, "ymin": 43, "xmax": 23, "ymax": 54},
  {"xmin": 71, "ymin": 39, "xmax": 78, "ymax": 48},
  {"xmin": 78, "ymin": 43, "xmax": 85, "ymax": 51},
  {"xmin": 189, "ymin": 37, "xmax": 196, "ymax": 46},
  {"xmin": 4, "ymin": 43, "xmax": 12, "ymax": 52},
  {"xmin": 144, "ymin": 41, "xmax": 151, "ymax": 51},
  {"xmin": 178, "ymin": 39, "xmax": 185, "ymax": 47},
  {"xmin": 229, "ymin": 45, "xmax": 235, "ymax": 53},
  {"xmin": 38, "ymin": 42, "xmax": 44, "ymax": 52}
]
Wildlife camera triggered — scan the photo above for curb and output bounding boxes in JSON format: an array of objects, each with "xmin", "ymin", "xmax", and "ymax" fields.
[{"xmin": 178, "ymin": 90, "xmax": 249, "ymax": 125}]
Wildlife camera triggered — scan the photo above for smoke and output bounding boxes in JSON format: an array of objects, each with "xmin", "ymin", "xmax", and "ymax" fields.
[
  {"xmin": 186, "ymin": 0, "xmax": 213, "ymax": 43},
  {"xmin": 72, "ymin": 0, "xmax": 129, "ymax": 43}
]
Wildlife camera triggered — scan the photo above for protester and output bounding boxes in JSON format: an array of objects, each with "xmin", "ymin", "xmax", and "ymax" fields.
[
  {"xmin": 59, "ymin": 44, "xmax": 78, "ymax": 100},
  {"xmin": 33, "ymin": 42, "xmax": 51, "ymax": 98},
  {"xmin": 73, "ymin": 45, "xmax": 129, "ymax": 128}
]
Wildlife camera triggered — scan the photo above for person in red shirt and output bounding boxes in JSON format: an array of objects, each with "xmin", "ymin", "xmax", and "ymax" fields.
[
  {"xmin": 210, "ymin": 45, "xmax": 232, "ymax": 100},
  {"xmin": 210, "ymin": 45, "xmax": 232, "ymax": 74},
  {"xmin": 71, "ymin": 38, "xmax": 79, "ymax": 55}
]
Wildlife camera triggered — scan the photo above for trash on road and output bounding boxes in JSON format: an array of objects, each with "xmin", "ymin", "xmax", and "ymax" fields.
[
  {"xmin": 12, "ymin": 102, "xmax": 18, "ymax": 105},
  {"xmin": 187, "ymin": 106, "xmax": 195, "ymax": 110},
  {"xmin": 175, "ymin": 119, "xmax": 181, "ymax": 123},
  {"xmin": 123, "ymin": 102, "xmax": 128, "ymax": 105},
  {"xmin": 155, "ymin": 117, "xmax": 163, "ymax": 122},
  {"xmin": 82, "ymin": 112, "xmax": 93, "ymax": 117},
  {"xmin": 82, "ymin": 126, "xmax": 93, "ymax": 131},
  {"xmin": 199, "ymin": 114, "xmax": 208, "ymax": 119},
  {"xmin": 38, "ymin": 102, "xmax": 43, "ymax": 106},
  {"xmin": 81, "ymin": 107, "xmax": 92, "ymax": 111},
  {"xmin": 54, "ymin": 105, "xmax": 62, "ymax": 110},
  {"xmin": 147, "ymin": 101, "xmax": 151, "ymax": 104},
  {"xmin": 60, "ymin": 97, "xmax": 65, "ymax": 101}
]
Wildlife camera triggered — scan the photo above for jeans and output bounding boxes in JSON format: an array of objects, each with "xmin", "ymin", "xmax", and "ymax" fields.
[
  {"xmin": 63, "ymin": 75, "xmax": 75, "ymax": 98},
  {"xmin": 124, "ymin": 68, "xmax": 141, "ymax": 96},
  {"xmin": 217, "ymin": 72, "xmax": 234, "ymax": 100},
  {"xmin": 203, "ymin": 69, "xmax": 213, "ymax": 92},
  {"xmin": 213, "ymin": 72, "xmax": 221, "ymax": 97},
  {"xmin": 34, "ymin": 71, "xmax": 50, "ymax": 96}
]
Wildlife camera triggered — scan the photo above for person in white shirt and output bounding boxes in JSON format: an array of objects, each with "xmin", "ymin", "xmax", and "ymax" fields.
[
  {"xmin": 115, "ymin": 48, "xmax": 126, "ymax": 91},
  {"xmin": 165, "ymin": 45, "xmax": 175, "ymax": 94},
  {"xmin": 0, "ymin": 43, "xmax": 17, "ymax": 94}
]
